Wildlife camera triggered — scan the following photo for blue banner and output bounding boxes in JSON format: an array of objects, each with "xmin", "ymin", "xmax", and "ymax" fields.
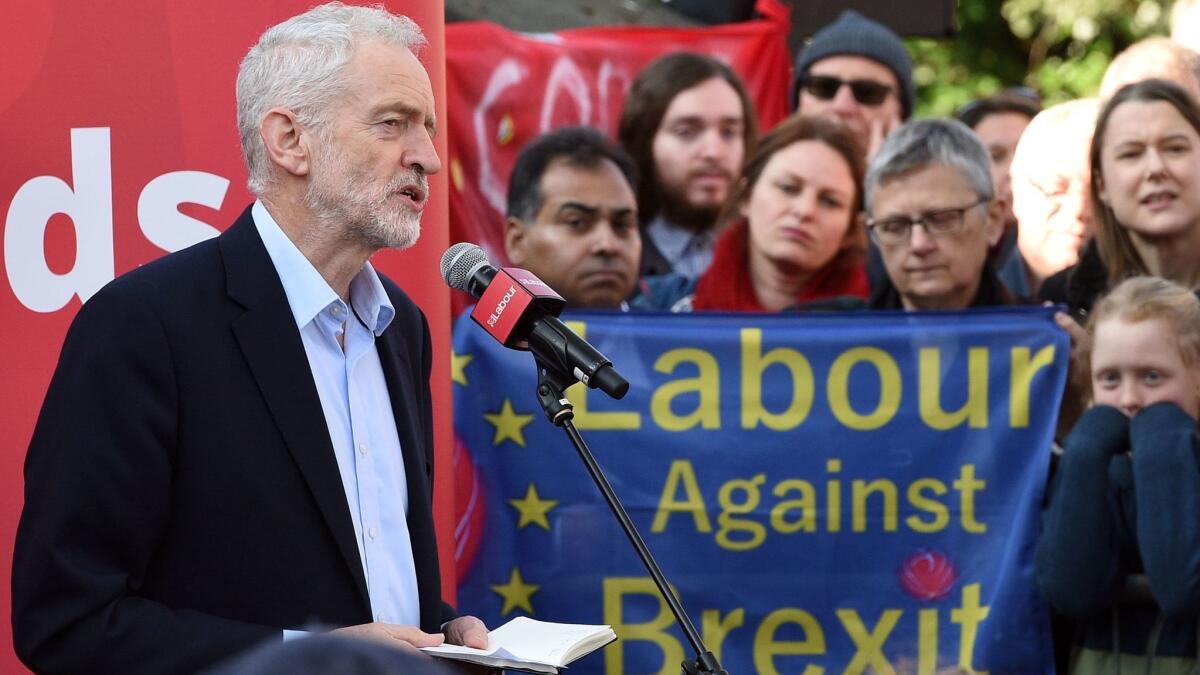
[{"xmin": 451, "ymin": 308, "xmax": 1067, "ymax": 674}]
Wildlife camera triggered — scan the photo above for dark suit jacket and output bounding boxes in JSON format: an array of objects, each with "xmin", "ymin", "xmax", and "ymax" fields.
[{"xmin": 12, "ymin": 206, "xmax": 453, "ymax": 674}]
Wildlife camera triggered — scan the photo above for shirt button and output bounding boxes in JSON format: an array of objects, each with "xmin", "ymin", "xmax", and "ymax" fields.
[
  {"xmin": 369, "ymin": 527, "xmax": 378, "ymax": 540},
  {"xmin": 330, "ymin": 306, "xmax": 341, "ymax": 316},
  {"xmin": 358, "ymin": 443, "xmax": 368, "ymax": 455}
]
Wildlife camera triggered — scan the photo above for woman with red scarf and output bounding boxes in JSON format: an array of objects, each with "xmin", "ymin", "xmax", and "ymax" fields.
[{"xmin": 633, "ymin": 114, "xmax": 869, "ymax": 312}]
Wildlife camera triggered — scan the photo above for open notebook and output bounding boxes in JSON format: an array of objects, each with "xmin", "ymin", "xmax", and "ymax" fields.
[{"xmin": 421, "ymin": 617, "xmax": 616, "ymax": 674}]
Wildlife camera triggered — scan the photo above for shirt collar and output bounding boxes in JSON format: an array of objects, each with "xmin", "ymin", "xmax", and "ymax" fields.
[
  {"xmin": 646, "ymin": 215, "xmax": 713, "ymax": 263},
  {"xmin": 251, "ymin": 201, "xmax": 394, "ymax": 335}
]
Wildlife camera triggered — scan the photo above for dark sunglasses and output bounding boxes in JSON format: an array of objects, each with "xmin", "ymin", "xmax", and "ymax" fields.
[{"xmin": 800, "ymin": 74, "xmax": 894, "ymax": 106}]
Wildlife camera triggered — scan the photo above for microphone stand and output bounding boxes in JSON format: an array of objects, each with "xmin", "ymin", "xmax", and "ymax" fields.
[{"xmin": 531, "ymin": 357, "xmax": 727, "ymax": 675}]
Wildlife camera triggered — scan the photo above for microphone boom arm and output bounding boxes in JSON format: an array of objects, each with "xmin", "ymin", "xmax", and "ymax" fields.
[
  {"xmin": 527, "ymin": 316, "xmax": 629, "ymax": 400},
  {"xmin": 531, "ymin": 356, "xmax": 725, "ymax": 675}
]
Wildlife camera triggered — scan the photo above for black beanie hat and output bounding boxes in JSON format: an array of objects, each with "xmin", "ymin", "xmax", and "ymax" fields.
[{"xmin": 791, "ymin": 10, "xmax": 915, "ymax": 118}]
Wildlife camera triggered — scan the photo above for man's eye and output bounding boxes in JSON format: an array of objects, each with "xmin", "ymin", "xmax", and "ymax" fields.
[
  {"xmin": 926, "ymin": 210, "xmax": 960, "ymax": 226},
  {"xmin": 877, "ymin": 219, "xmax": 909, "ymax": 234},
  {"xmin": 1095, "ymin": 371, "xmax": 1120, "ymax": 387},
  {"xmin": 1143, "ymin": 370, "xmax": 1163, "ymax": 385},
  {"xmin": 673, "ymin": 126, "xmax": 698, "ymax": 140}
]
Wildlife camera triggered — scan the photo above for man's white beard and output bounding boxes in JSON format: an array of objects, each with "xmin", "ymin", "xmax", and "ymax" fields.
[{"xmin": 305, "ymin": 144, "xmax": 425, "ymax": 251}]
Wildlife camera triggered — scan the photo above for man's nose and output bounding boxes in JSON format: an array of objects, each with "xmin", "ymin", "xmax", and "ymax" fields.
[
  {"xmin": 405, "ymin": 131, "xmax": 442, "ymax": 175},
  {"xmin": 831, "ymin": 84, "xmax": 860, "ymax": 114},
  {"xmin": 698, "ymin": 128, "xmax": 724, "ymax": 158},
  {"xmin": 1058, "ymin": 183, "xmax": 1090, "ymax": 233},
  {"xmin": 907, "ymin": 222, "xmax": 937, "ymax": 252},
  {"xmin": 591, "ymin": 223, "xmax": 620, "ymax": 252}
]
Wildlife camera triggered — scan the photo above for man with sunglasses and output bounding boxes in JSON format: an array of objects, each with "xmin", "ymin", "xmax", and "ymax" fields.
[
  {"xmin": 864, "ymin": 118, "xmax": 1018, "ymax": 310},
  {"xmin": 790, "ymin": 10, "xmax": 914, "ymax": 160}
]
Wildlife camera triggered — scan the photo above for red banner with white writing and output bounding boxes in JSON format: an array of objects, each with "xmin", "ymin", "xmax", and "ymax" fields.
[{"xmin": 444, "ymin": 0, "xmax": 792, "ymax": 279}]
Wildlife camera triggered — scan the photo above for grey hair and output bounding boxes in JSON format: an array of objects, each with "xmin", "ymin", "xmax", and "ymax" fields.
[
  {"xmin": 236, "ymin": 2, "xmax": 426, "ymax": 195},
  {"xmin": 864, "ymin": 118, "xmax": 994, "ymax": 213}
]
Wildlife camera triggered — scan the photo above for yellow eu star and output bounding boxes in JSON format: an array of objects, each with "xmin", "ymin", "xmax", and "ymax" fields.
[
  {"xmin": 508, "ymin": 484, "xmax": 559, "ymax": 531},
  {"xmin": 491, "ymin": 567, "xmax": 540, "ymax": 616},
  {"xmin": 451, "ymin": 349, "xmax": 473, "ymax": 386},
  {"xmin": 483, "ymin": 398, "xmax": 534, "ymax": 447}
]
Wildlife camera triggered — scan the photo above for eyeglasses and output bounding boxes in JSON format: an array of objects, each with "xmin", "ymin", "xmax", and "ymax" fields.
[
  {"xmin": 867, "ymin": 197, "xmax": 988, "ymax": 245},
  {"xmin": 799, "ymin": 75, "xmax": 894, "ymax": 106}
]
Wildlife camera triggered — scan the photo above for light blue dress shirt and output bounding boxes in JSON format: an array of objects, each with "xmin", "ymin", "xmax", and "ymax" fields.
[
  {"xmin": 646, "ymin": 215, "xmax": 717, "ymax": 281},
  {"xmin": 252, "ymin": 202, "xmax": 421, "ymax": 635}
]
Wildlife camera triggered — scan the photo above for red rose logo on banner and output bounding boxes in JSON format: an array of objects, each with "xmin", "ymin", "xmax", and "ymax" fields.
[{"xmin": 444, "ymin": 0, "xmax": 792, "ymax": 304}]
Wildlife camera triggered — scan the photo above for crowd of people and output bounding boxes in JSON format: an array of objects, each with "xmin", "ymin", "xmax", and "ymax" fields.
[{"xmin": 500, "ymin": 7, "xmax": 1200, "ymax": 674}]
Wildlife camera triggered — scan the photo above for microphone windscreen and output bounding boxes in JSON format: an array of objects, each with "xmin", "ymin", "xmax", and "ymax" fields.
[{"xmin": 441, "ymin": 243, "xmax": 490, "ymax": 292}]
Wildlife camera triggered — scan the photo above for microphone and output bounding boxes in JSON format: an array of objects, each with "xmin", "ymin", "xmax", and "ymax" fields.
[{"xmin": 441, "ymin": 243, "xmax": 629, "ymax": 400}]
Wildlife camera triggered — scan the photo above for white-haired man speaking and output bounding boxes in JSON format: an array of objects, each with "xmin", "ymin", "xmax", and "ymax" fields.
[{"xmin": 12, "ymin": 4, "xmax": 488, "ymax": 673}]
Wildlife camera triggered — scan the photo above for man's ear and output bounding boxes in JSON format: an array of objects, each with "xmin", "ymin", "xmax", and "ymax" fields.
[
  {"xmin": 503, "ymin": 217, "xmax": 528, "ymax": 265},
  {"xmin": 260, "ymin": 108, "xmax": 311, "ymax": 178},
  {"xmin": 984, "ymin": 196, "xmax": 1005, "ymax": 247}
]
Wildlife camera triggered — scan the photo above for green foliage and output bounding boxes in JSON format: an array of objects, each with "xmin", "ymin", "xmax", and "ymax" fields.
[{"xmin": 912, "ymin": 0, "xmax": 1173, "ymax": 116}]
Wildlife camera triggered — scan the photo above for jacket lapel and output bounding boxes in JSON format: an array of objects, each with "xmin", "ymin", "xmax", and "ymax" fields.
[{"xmin": 219, "ymin": 208, "xmax": 371, "ymax": 614}]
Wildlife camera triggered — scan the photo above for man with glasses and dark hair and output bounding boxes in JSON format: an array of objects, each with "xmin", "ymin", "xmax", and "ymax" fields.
[
  {"xmin": 864, "ymin": 118, "xmax": 1018, "ymax": 310},
  {"xmin": 791, "ymin": 10, "xmax": 914, "ymax": 160}
]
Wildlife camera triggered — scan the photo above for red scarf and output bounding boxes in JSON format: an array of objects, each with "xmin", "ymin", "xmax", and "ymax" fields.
[{"xmin": 691, "ymin": 219, "xmax": 869, "ymax": 312}]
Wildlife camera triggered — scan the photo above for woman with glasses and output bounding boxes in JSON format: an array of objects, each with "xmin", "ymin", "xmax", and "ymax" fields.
[
  {"xmin": 863, "ymin": 118, "xmax": 1018, "ymax": 310},
  {"xmin": 632, "ymin": 114, "xmax": 869, "ymax": 312}
]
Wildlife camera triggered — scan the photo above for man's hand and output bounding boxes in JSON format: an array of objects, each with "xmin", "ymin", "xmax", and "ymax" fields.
[
  {"xmin": 866, "ymin": 111, "xmax": 902, "ymax": 161},
  {"xmin": 443, "ymin": 615, "xmax": 489, "ymax": 649},
  {"xmin": 330, "ymin": 622, "xmax": 445, "ymax": 652}
]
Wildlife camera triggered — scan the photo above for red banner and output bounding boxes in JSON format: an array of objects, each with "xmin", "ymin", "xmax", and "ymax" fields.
[
  {"xmin": 444, "ymin": 0, "xmax": 792, "ymax": 280},
  {"xmin": 0, "ymin": 3, "xmax": 449, "ymax": 671}
]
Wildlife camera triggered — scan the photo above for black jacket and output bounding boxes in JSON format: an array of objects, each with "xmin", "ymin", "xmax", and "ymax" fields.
[
  {"xmin": 868, "ymin": 262, "xmax": 1021, "ymax": 309},
  {"xmin": 13, "ymin": 206, "xmax": 453, "ymax": 674},
  {"xmin": 1037, "ymin": 241, "xmax": 1109, "ymax": 322}
]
